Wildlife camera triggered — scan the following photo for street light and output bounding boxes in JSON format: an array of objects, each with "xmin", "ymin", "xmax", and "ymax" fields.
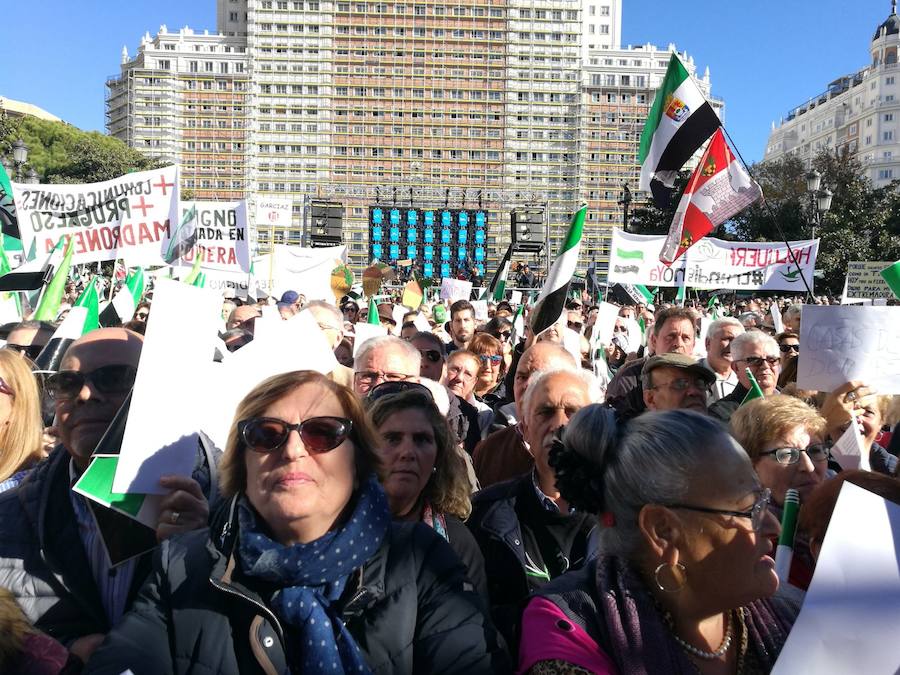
[
  {"xmin": 11, "ymin": 139, "xmax": 27, "ymax": 166},
  {"xmin": 805, "ymin": 169, "xmax": 832, "ymax": 240},
  {"xmin": 2, "ymin": 138, "xmax": 34, "ymax": 182}
]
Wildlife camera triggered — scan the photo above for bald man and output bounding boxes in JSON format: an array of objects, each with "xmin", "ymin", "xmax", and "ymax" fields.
[
  {"xmin": 0, "ymin": 328, "xmax": 216, "ymax": 658},
  {"xmin": 472, "ymin": 342, "xmax": 577, "ymax": 487}
]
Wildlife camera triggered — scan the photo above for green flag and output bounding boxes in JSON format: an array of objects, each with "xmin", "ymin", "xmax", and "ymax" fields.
[
  {"xmin": 740, "ymin": 368, "xmax": 765, "ymax": 406},
  {"xmin": 74, "ymin": 277, "xmax": 100, "ymax": 333},
  {"xmin": 367, "ymin": 296, "xmax": 380, "ymax": 325},
  {"xmin": 0, "ymin": 236, "xmax": 22, "ymax": 319},
  {"xmin": 880, "ymin": 260, "xmax": 900, "ymax": 299},
  {"xmin": 32, "ymin": 237, "xmax": 74, "ymax": 321},
  {"xmin": 531, "ymin": 205, "xmax": 585, "ymax": 335},
  {"xmin": 192, "ymin": 272, "xmax": 206, "ymax": 288},
  {"xmin": 183, "ymin": 247, "xmax": 204, "ymax": 285}
]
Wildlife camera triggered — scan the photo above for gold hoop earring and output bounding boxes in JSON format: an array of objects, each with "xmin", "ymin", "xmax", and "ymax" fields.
[{"xmin": 654, "ymin": 562, "xmax": 687, "ymax": 593}]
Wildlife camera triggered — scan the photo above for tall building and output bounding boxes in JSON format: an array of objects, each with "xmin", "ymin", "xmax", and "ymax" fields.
[
  {"xmin": 765, "ymin": 3, "xmax": 900, "ymax": 188},
  {"xmin": 106, "ymin": 26, "xmax": 251, "ymax": 202},
  {"xmin": 108, "ymin": 0, "xmax": 720, "ymax": 281}
]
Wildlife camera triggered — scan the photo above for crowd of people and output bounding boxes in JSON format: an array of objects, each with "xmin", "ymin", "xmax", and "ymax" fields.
[{"xmin": 0, "ymin": 276, "xmax": 897, "ymax": 674}]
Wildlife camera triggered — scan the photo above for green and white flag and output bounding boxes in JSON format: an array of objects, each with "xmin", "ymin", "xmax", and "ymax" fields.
[
  {"xmin": 485, "ymin": 244, "xmax": 513, "ymax": 302},
  {"xmin": 100, "ymin": 267, "xmax": 146, "ymax": 327},
  {"xmin": 33, "ymin": 277, "xmax": 100, "ymax": 373},
  {"xmin": 530, "ymin": 205, "xmax": 586, "ymax": 336},
  {"xmin": 0, "ymin": 237, "xmax": 22, "ymax": 322},
  {"xmin": 740, "ymin": 368, "xmax": 765, "ymax": 406},
  {"xmin": 32, "ymin": 237, "xmax": 75, "ymax": 322},
  {"xmin": 639, "ymin": 53, "xmax": 720, "ymax": 207}
]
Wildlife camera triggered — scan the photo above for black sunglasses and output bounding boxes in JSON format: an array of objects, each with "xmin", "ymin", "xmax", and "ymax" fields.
[
  {"xmin": 238, "ymin": 416, "xmax": 353, "ymax": 453},
  {"xmin": 6, "ymin": 343, "xmax": 43, "ymax": 360},
  {"xmin": 418, "ymin": 348, "xmax": 443, "ymax": 363},
  {"xmin": 366, "ymin": 380, "xmax": 435, "ymax": 404},
  {"xmin": 778, "ymin": 344, "xmax": 800, "ymax": 354},
  {"xmin": 46, "ymin": 365, "xmax": 138, "ymax": 400}
]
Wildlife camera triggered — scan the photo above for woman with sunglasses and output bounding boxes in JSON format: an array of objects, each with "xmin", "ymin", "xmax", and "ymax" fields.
[
  {"xmin": 468, "ymin": 333, "xmax": 507, "ymax": 406},
  {"xmin": 0, "ymin": 350, "xmax": 45, "ymax": 492},
  {"xmin": 368, "ymin": 388, "xmax": 488, "ymax": 601},
  {"xmin": 730, "ymin": 395, "xmax": 830, "ymax": 590},
  {"xmin": 87, "ymin": 371, "xmax": 506, "ymax": 675},
  {"xmin": 518, "ymin": 407, "xmax": 794, "ymax": 674}
]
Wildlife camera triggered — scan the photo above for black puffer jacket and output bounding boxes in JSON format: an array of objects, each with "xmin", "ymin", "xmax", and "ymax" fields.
[{"xmin": 85, "ymin": 496, "xmax": 510, "ymax": 675}]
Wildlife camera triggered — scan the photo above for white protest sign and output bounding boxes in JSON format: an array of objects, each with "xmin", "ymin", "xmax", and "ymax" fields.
[
  {"xmin": 392, "ymin": 304, "xmax": 408, "ymax": 328},
  {"xmin": 413, "ymin": 313, "xmax": 431, "ymax": 333},
  {"xmin": 12, "ymin": 165, "xmax": 179, "ymax": 266},
  {"xmin": 253, "ymin": 244, "xmax": 346, "ymax": 301},
  {"xmin": 608, "ymin": 229, "xmax": 819, "ymax": 292},
  {"xmin": 844, "ymin": 261, "xmax": 895, "ymax": 300},
  {"xmin": 796, "ymin": 306, "xmax": 900, "ymax": 394},
  {"xmin": 772, "ymin": 483, "xmax": 900, "ymax": 675},
  {"xmin": 592, "ymin": 302, "xmax": 621, "ymax": 347},
  {"xmin": 255, "ymin": 196, "xmax": 293, "ymax": 228},
  {"xmin": 113, "ymin": 278, "xmax": 221, "ymax": 494},
  {"xmin": 830, "ymin": 417, "xmax": 871, "ymax": 472},
  {"xmin": 562, "ymin": 327, "xmax": 583, "ymax": 364},
  {"xmin": 440, "ymin": 278, "xmax": 473, "ymax": 302},
  {"xmin": 771, "ymin": 302, "xmax": 784, "ymax": 334},
  {"xmin": 174, "ymin": 200, "xmax": 250, "ymax": 275},
  {"xmin": 353, "ymin": 322, "xmax": 388, "ymax": 356},
  {"xmin": 509, "ymin": 290, "xmax": 523, "ymax": 306},
  {"xmin": 471, "ymin": 299, "xmax": 489, "ymax": 322}
]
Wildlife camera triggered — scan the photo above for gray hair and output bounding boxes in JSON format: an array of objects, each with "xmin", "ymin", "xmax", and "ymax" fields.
[
  {"xmin": 783, "ymin": 303, "xmax": 802, "ymax": 322},
  {"xmin": 706, "ymin": 317, "xmax": 743, "ymax": 341},
  {"xmin": 303, "ymin": 300, "xmax": 343, "ymax": 330},
  {"xmin": 730, "ymin": 330, "xmax": 778, "ymax": 362},
  {"xmin": 354, "ymin": 335, "xmax": 421, "ymax": 373},
  {"xmin": 520, "ymin": 368, "xmax": 602, "ymax": 420},
  {"xmin": 559, "ymin": 407, "xmax": 734, "ymax": 558}
]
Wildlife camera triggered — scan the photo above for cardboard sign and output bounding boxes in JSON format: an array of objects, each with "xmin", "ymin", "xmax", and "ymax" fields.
[{"xmin": 843, "ymin": 261, "xmax": 895, "ymax": 300}]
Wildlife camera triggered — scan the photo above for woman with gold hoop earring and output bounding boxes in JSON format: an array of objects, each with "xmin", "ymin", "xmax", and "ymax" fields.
[{"xmin": 517, "ymin": 406, "xmax": 797, "ymax": 675}]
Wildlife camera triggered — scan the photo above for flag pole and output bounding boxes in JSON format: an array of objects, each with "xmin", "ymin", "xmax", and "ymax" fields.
[{"xmin": 719, "ymin": 125, "xmax": 815, "ymax": 302}]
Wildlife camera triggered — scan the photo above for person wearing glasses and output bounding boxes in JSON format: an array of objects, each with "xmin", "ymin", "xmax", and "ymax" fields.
[
  {"xmin": 0, "ymin": 349, "xmax": 45, "ymax": 492},
  {"xmin": 368, "ymin": 386, "xmax": 488, "ymax": 601},
  {"xmin": 0, "ymin": 328, "xmax": 217, "ymax": 666},
  {"xmin": 3, "ymin": 320, "xmax": 56, "ymax": 362},
  {"xmin": 410, "ymin": 331, "xmax": 447, "ymax": 382},
  {"xmin": 482, "ymin": 316, "xmax": 513, "ymax": 371},
  {"xmin": 352, "ymin": 335, "xmax": 421, "ymax": 396},
  {"xmin": 518, "ymin": 407, "xmax": 793, "ymax": 674},
  {"xmin": 641, "ymin": 353, "xmax": 715, "ymax": 415},
  {"xmin": 468, "ymin": 333, "xmax": 507, "ymax": 406},
  {"xmin": 87, "ymin": 371, "xmax": 507, "ymax": 675},
  {"xmin": 131, "ymin": 302, "xmax": 151, "ymax": 325},
  {"xmin": 709, "ymin": 331, "xmax": 781, "ymax": 423},
  {"xmin": 730, "ymin": 395, "xmax": 830, "ymax": 590}
]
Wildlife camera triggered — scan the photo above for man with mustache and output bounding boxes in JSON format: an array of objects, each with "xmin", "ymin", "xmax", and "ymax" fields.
[
  {"xmin": 0, "ymin": 328, "xmax": 214, "ymax": 665},
  {"xmin": 699, "ymin": 318, "xmax": 744, "ymax": 403},
  {"xmin": 467, "ymin": 369, "xmax": 600, "ymax": 651}
]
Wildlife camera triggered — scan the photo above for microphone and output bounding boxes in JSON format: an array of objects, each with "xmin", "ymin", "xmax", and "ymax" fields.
[{"xmin": 774, "ymin": 488, "xmax": 800, "ymax": 584}]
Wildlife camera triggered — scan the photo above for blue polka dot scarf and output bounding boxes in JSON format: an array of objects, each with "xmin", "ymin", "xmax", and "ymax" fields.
[{"xmin": 237, "ymin": 477, "xmax": 391, "ymax": 675}]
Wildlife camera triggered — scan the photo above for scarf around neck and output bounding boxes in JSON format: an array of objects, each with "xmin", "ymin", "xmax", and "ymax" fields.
[{"xmin": 238, "ymin": 477, "xmax": 391, "ymax": 675}]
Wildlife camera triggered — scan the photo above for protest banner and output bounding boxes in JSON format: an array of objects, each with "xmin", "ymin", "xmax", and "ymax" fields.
[
  {"xmin": 253, "ymin": 244, "xmax": 347, "ymax": 301},
  {"xmin": 440, "ymin": 278, "xmax": 473, "ymax": 302},
  {"xmin": 796, "ymin": 305, "xmax": 900, "ymax": 394},
  {"xmin": 608, "ymin": 229, "xmax": 819, "ymax": 292},
  {"xmin": 255, "ymin": 196, "xmax": 293, "ymax": 229},
  {"xmin": 173, "ymin": 200, "xmax": 251, "ymax": 278},
  {"xmin": 12, "ymin": 165, "xmax": 179, "ymax": 266},
  {"xmin": 843, "ymin": 261, "xmax": 895, "ymax": 300},
  {"xmin": 772, "ymin": 483, "xmax": 900, "ymax": 674}
]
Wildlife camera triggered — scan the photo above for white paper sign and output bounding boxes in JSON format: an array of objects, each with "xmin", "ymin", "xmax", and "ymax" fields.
[
  {"xmin": 771, "ymin": 303, "xmax": 784, "ymax": 334},
  {"xmin": 592, "ymin": 302, "xmax": 621, "ymax": 348},
  {"xmin": 829, "ymin": 417, "xmax": 871, "ymax": 472},
  {"xmin": 796, "ymin": 306, "xmax": 900, "ymax": 394},
  {"xmin": 471, "ymin": 300, "xmax": 489, "ymax": 322},
  {"xmin": 509, "ymin": 290, "xmax": 523, "ymax": 306},
  {"xmin": 440, "ymin": 278, "xmax": 473, "ymax": 302},
  {"xmin": 844, "ymin": 261, "xmax": 895, "ymax": 300},
  {"xmin": 353, "ymin": 322, "xmax": 388, "ymax": 356},
  {"xmin": 772, "ymin": 483, "xmax": 900, "ymax": 674},
  {"xmin": 253, "ymin": 244, "xmax": 347, "ymax": 301},
  {"xmin": 412, "ymin": 313, "xmax": 431, "ymax": 333},
  {"xmin": 113, "ymin": 279, "xmax": 222, "ymax": 494}
]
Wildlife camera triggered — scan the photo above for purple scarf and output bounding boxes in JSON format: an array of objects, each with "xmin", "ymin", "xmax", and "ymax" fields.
[{"xmin": 593, "ymin": 556, "xmax": 794, "ymax": 674}]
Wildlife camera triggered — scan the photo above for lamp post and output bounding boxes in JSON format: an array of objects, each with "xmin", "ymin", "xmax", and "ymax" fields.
[
  {"xmin": 805, "ymin": 169, "xmax": 832, "ymax": 240},
  {"xmin": 618, "ymin": 184, "xmax": 632, "ymax": 233},
  {"xmin": 2, "ymin": 138, "xmax": 36, "ymax": 183}
]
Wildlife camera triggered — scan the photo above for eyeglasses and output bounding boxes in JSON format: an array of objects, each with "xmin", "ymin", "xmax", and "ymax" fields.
[
  {"xmin": 567, "ymin": 321, "xmax": 584, "ymax": 331},
  {"xmin": 759, "ymin": 444, "xmax": 829, "ymax": 465},
  {"xmin": 650, "ymin": 377, "xmax": 713, "ymax": 393},
  {"xmin": 613, "ymin": 325, "xmax": 627, "ymax": 333},
  {"xmin": 417, "ymin": 348, "xmax": 443, "ymax": 363},
  {"xmin": 366, "ymin": 380, "xmax": 435, "ymax": 403},
  {"xmin": 353, "ymin": 370, "xmax": 413, "ymax": 386},
  {"xmin": 0, "ymin": 376, "xmax": 14, "ymax": 397},
  {"xmin": 666, "ymin": 488, "xmax": 772, "ymax": 532},
  {"xmin": 478, "ymin": 354, "xmax": 503, "ymax": 365},
  {"xmin": 778, "ymin": 344, "xmax": 800, "ymax": 354},
  {"xmin": 238, "ymin": 416, "xmax": 353, "ymax": 453},
  {"xmin": 46, "ymin": 365, "xmax": 138, "ymax": 400},
  {"xmin": 135, "ymin": 312, "xmax": 149, "ymax": 321},
  {"xmin": 5, "ymin": 343, "xmax": 43, "ymax": 360},
  {"xmin": 497, "ymin": 331, "xmax": 512, "ymax": 341},
  {"xmin": 739, "ymin": 355, "xmax": 780, "ymax": 369}
]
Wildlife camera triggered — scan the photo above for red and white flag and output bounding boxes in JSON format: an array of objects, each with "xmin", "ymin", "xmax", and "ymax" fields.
[{"xmin": 660, "ymin": 129, "xmax": 762, "ymax": 265}]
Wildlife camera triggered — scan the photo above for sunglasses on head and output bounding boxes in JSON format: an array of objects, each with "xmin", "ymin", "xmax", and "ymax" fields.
[
  {"xmin": 6, "ymin": 343, "xmax": 43, "ymax": 360},
  {"xmin": 238, "ymin": 416, "xmax": 353, "ymax": 453},
  {"xmin": 366, "ymin": 380, "xmax": 435, "ymax": 404},
  {"xmin": 46, "ymin": 365, "xmax": 138, "ymax": 400},
  {"xmin": 418, "ymin": 348, "xmax": 443, "ymax": 363}
]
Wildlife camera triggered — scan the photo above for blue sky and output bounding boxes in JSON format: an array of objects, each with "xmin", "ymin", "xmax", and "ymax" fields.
[{"xmin": 0, "ymin": 0, "xmax": 892, "ymax": 163}]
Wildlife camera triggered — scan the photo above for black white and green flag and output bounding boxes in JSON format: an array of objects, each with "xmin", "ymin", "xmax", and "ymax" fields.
[
  {"xmin": 485, "ymin": 244, "xmax": 513, "ymax": 301},
  {"xmin": 638, "ymin": 53, "xmax": 720, "ymax": 208},
  {"xmin": 530, "ymin": 205, "xmax": 586, "ymax": 336}
]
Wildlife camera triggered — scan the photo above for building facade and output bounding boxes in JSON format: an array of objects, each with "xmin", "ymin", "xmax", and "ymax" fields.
[
  {"xmin": 765, "ymin": 4, "xmax": 900, "ymax": 188},
  {"xmin": 108, "ymin": 0, "xmax": 720, "ymax": 280}
]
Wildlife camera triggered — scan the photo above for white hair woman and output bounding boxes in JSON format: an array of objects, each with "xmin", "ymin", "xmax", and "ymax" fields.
[{"xmin": 518, "ymin": 406, "xmax": 795, "ymax": 674}]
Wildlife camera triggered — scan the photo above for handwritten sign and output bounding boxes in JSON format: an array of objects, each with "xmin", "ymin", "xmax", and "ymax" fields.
[
  {"xmin": 440, "ymin": 278, "xmax": 472, "ymax": 302},
  {"xmin": 796, "ymin": 306, "xmax": 900, "ymax": 394},
  {"xmin": 843, "ymin": 261, "xmax": 895, "ymax": 300}
]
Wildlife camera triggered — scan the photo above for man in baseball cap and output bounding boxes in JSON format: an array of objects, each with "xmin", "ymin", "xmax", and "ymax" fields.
[{"xmin": 641, "ymin": 353, "xmax": 715, "ymax": 414}]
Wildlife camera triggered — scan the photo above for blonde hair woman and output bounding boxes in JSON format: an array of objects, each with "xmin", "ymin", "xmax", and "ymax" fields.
[{"xmin": 0, "ymin": 350, "xmax": 45, "ymax": 492}]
